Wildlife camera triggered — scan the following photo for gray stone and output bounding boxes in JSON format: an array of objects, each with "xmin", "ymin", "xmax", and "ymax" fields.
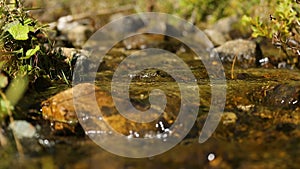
[
  {"xmin": 213, "ymin": 39, "xmax": 262, "ymax": 67},
  {"xmin": 204, "ymin": 29, "xmax": 227, "ymax": 46},
  {"xmin": 67, "ymin": 25, "xmax": 93, "ymax": 48},
  {"xmin": 55, "ymin": 15, "xmax": 94, "ymax": 48},
  {"xmin": 211, "ymin": 15, "xmax": 238, "ymax": 35},
  {"xmin": 9, "ymin": 120, "xmax": 36, "ymax": 139},
  {"xmin": 109, "ymin": 13, "xmax": 145, "ymax": 34}
]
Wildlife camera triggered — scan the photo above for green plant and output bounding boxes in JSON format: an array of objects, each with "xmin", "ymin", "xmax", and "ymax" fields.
[
  {"xmin": 0, "ymin": 63, "xmax": 28, "ymax": 155},
  {"xmin": 136, "ymin": 0, "xmax": 262, "ymax": 24},
  {"xmin": 0, "ymin": 0, "xmax": 75, "ymax": 131},
  {"xmin": 242, "ymin": 0, "xmax": 300, "ymax": 68},
  {"xmin": 0, "ymin": 64, "xmax": 28, "ymax": 121},
  {"xmin": 0, "ymin": 0, "xmax": 46, "ymax": 75},
  {"xmin": 0, "ymin": 71, "xmax": 11, "ymax": 120},
  {"xmin": 0, "ymin": 0, "xmax": 73, "ymax": 82},
  {"xmin": 176, "ymin": 0, "xmax": 231, "ymax": 23}
]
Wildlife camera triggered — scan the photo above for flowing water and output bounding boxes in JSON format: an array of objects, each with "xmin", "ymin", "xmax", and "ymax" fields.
[{"xmin": 1, "ymin": 45, "xmax": 300, "ymax": 169}]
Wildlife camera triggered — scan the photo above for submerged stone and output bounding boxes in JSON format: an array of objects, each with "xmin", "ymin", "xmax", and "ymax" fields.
[
  {"xmin": 41, "ymin": 83, "xmax": 174, "ymax": 136},
  {"xmin": 9, "ymin": 120, "xmax": 36, "ymax": 139}
]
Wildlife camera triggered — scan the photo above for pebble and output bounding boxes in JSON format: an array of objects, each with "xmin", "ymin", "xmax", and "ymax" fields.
[
  {"xmin": 9, "ymin": 120, "xmax": 36, "ymax": 139},
  {"xmin": 222, "ymin": 112, "xmax": 238, "ymax": 125}
]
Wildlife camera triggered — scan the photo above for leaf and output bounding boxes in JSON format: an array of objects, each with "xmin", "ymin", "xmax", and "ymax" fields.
[
  {"xmin": 3, "ymin": 21, "xmax": 19, "ymax": 32},
  {"xmin": 19, "ymin": 65, "xmax": 32, "ymax": 72},
  {"xmin": 7, "ymin": 23, "xmax": 30, "ymax": 40},
  {"xmin": 252, "ymin": 32, "xmax": 259, "ymax": 38},
  {"xmin": 241, "ymin": 15, "xmax": 252, "ymax": 23},
  {"xmin": 20, "ymin": 46, "xmax": 40, "ymax": 60},
  {"xmin": 24, "ymin": 18, "xmax": 33, "ymax": 25}
]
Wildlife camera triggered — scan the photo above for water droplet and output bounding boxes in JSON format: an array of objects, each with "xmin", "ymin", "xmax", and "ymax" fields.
[
  {"xmin": 134, "ymin": 132, "xmax": 140, "ymax": 138},
  {"xmin": 44, "ymin": 139, "xmax": 49, "ymax": 145},
  {"xmin": 162, "ymin": 133, "xmax": 168, "ymax": 138},
  {"xmin": 159, "ymin": 121, "xmax": 165, "ymax": 131},
  {"xmin": 208, "ymin": 153, "xmax": 216, "ymax": 161}
]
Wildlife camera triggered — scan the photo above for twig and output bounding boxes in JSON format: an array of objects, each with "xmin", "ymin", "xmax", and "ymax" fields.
[
  {"xmin": 231, "ymin": 55, "xmax": 237, "ymax": 79},
  {"xmin": 0, "ymin": 91, "xmax": 24, "ymax": 159},
  {"xmin": 0, "ymin": 130, "xmax": 7, "ymax": 147}
]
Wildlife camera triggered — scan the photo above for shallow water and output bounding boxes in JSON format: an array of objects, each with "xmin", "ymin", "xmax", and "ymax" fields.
[
  {"xmin": 1, "ymin": 0, "xmax": 299, "ymax": 167},
  {"xmin": 1, "ymin": 47, "xmax": 300, "ymax": 169},
  {"xmin": 0, "ymin": 40, "xmax": 300, "ymax": 169}
]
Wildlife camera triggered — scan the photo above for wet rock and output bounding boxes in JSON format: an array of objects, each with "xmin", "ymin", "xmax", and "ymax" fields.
[
  {"xmin": 52, "ymin": 47, "xmax": 97, "ymax": 82},
  {"xmin": 53, "ymin": 15, "xmax": 94, "ymax": 48},
  {"xmin": 109, "ymin": 14, "xmax": 184, "ymax": 50},
  {"xmin": 9, "ymin": 120, "xmax": 36, "ymax": 139},
  {"xmin": 54, "ymin": 47, "xmax": 90, "ymax": 64},
  {"xmin": 121, "ymin": 19, "xmax": 182, "ymax": 50},
  {"xmin": 123, "ymin": 34, "xmax": 165, "ymax": 50},
  {"xmin": 109, "ymin": 14, "xmax": 145, "ymax": 34},
  {"xmin": 41, "ymin": 83, "xmax": 173, "ymax": 136},
  {"xmin": 57, "ymin": 15, "xmax": 79, "ymax": 33},
  {"xmin": 210, "ymin": 15, "xmax": 238, "ymax": 39},
  {"xmin": 67, "ymin": 25, "xmax": 93, "ymax": 48},
  {"xmin": 41, "ymin": 83, "xmax": 96, "ymax": 132},
  {"xmin": 204, "ymin": 29, "xmax": 227, "ymax": 46},
  {"xmin": 213, "ymin": 39, "xmax": 263, "ymax": 67},
  {"xmin": 262, "ymin": 84, "xmax": 300, "ymax": 109}
]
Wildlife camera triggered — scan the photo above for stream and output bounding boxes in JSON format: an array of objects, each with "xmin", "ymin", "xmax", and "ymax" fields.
[{"xmin": 1, "ymin": 44, "xmax": 300, "ymax": 168}]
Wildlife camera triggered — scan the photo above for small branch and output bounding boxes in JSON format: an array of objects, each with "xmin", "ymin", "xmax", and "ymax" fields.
[
  {"xmin": 0, "ymin": 130, "xmax": 7, "ymax": 147},
  {"xmin": 0, "ymin": 91, "xmax": 24, "ymax": 159},
  {"xmin": 231, "ymin": 55, "xmax": 237, "ymax": 79}
]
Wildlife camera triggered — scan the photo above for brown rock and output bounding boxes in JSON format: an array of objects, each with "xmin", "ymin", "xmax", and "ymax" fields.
[{"xmin": 41, "ymin": 83, "xmax": 172, "ymax": 136}]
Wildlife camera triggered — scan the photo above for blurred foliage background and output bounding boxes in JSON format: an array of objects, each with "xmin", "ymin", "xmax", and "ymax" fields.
[
  {"xmin": 24, "ymin": 0, "xmax": 266, "ymax": 25},
  {"xmin": 24, "ymin": 0, "xmax": 300, "ymax": 62}
]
